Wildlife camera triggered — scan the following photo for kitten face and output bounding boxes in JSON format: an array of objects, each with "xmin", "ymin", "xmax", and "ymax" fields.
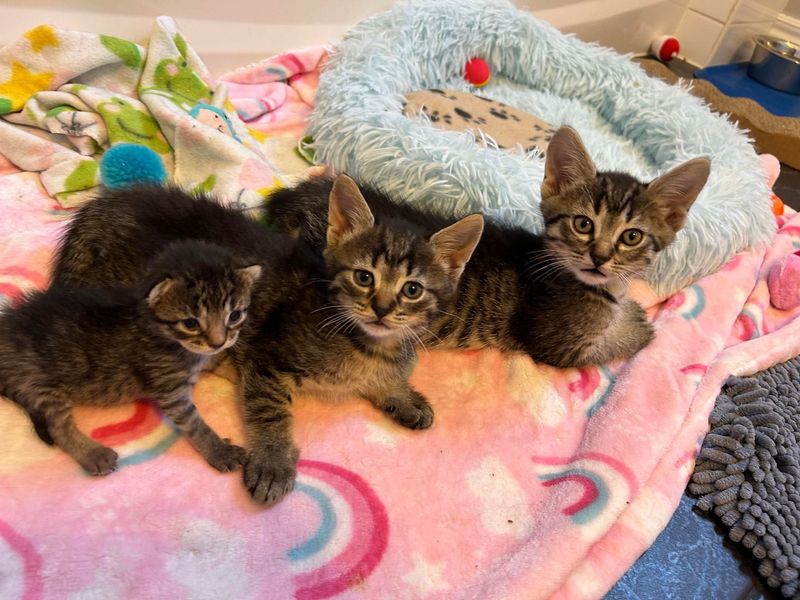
[
  {"xmin": 322, "ymin": 175, "xmax": 483, "ymax": 342},
  {"xmin": 543, "ymin": 173, "xmax": 671, "ymax": 285},
  {"xmin": 540, "ymin": 126, "xmax": 710, "ymax": 287},
  {"xmin": 328, "ymin": 228, "xmax": 446, "ymax": 339},
  {"xmin": 146, "ymin": 244, "xmax": 261, "ymax": 355}
]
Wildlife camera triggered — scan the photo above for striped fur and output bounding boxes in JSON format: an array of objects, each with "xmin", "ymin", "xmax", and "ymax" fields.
[
  {"xmin": 268, "ymin": 128, "xmax": 709, "ymax": 367},
  {"xmin": 51, "ymin": 184, "xmax": 291, "ymax": 289},
  {"xmin": 0, "ymin": 241, "xmax": 258, "ymax": 475},
  {"xmin": 266, "ymin": 166, "xmax": 698, "ymax": 367},
  {"xmin": 48, "ymin": 183, "xmax": 474, "ymax": 505},
  {"xmin": 233, "ymin": 177, "xmax": 482, "ymax": 505},
  {"xmin": 541, "ymin": 127, "xmax": 709, "ymax": 293}
]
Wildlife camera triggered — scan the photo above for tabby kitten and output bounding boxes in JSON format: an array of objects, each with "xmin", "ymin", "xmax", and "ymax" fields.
[
  {"xmin": 231, "ymin": 176, "xmax": 483, "ymax": 505},
  {"xmin": 266, "ymin": 126, "xmax": 710, "ymax": 367},
  {"xmin": 0, "ymin": 240, "xmax": 260, "ymax": 475}
]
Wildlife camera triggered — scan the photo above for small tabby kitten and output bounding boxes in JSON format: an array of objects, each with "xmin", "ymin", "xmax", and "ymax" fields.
[
  {"xmin": 267, "ymin": 126, "xmax": 710, "ymax": 367},
  {"xmin": 231, "ymin": 176, "xmax": 483, "ymax": 504},
  {"xmin": 0, "ymin": 240, "xmax": 260, "ymax": 475}
]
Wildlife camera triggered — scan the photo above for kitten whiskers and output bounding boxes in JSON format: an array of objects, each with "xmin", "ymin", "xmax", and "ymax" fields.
[
  {"xmin": 401, "ymin": 325, "xmax": 427, "ymax": 353},
  {"xmin": 317, "ymin": 308, "xmax": 359, "ymax": 339}
]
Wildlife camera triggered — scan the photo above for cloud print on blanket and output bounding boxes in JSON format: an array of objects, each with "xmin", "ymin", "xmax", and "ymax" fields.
[
  {"xmin": 22, "ymin": 394, "xmax": 391, "ymax": 600},
  {"xmin": 48, "ymin": 396, "xmax": 391, "ymax": 599}
]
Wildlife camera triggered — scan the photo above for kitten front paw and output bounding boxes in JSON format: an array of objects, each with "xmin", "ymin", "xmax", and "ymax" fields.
[
  {"xmin": 80, "ymin": 446, "xmax": 119, "ymax": 476},
  {"xmin": 621, "ymin": 303, "xmax": 655, "ymax": 359},
  {"xmin": 244, "ymin": 446, "xmax": 299, "ymax": 505},
  {"xmin": 206, "ymin": 440, "xmax": 247, "ymax": 472},
  {"xmin": 382, "ymin": 390, "xmax": 434, "ymax": 430}
]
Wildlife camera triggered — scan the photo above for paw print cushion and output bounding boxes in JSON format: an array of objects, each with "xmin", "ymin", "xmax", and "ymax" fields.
[
  {"xmin": 403, "ymin": 89, "xmax": 555, "ymax": 153},
  {"xmin": 309, "ymin": 0, "xmax": 775, "ymax": 298}
]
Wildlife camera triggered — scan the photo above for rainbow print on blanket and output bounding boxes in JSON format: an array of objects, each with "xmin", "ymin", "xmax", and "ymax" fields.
[{"xmin": 88, "ymin": 401, "xmax": 180, "ymax": 469}]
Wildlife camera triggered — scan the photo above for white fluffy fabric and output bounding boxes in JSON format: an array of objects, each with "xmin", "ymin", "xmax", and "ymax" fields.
[{"xmin": 309, "ymin": 0, "xmax": 775, "ymax": 297}]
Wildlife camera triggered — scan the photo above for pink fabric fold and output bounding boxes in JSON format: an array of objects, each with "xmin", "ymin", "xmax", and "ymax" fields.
[{"xmin": 220, "ymin": 46, "xmax": 330, "ymax": 137}]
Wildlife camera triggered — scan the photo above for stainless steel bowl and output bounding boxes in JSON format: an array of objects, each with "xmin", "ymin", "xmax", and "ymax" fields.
[{"xmin": 747, "ymin": 35, "xmax": 800, "ymax": 95}]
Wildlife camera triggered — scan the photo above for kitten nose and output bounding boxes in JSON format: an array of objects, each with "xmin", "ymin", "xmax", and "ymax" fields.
[
  {"xmin": 372, "ymin": 304, "xmax": 391, "ymax": 320},
  {"xmin": 591, "ymin": 253, "xmax": 611, "ymax": 268},
  {"xmin": 207, "ymin": 330, "xmax": 227, "ymax": 349}
]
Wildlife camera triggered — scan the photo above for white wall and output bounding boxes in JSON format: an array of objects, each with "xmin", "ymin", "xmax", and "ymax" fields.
[
  {"xmin": 771, "ymin": 0, "xmax": 800, "ymax": 42},
  {"xmin": 518, "ymin": 0, "xmax": 686, "ymax": 56},
  {"xmin": 672, "ymin": 0, "xmax": 791, "ymax": 66},
  {"xmin": 785, "ymin": 0, "xmax": 800, "ymax": 16},
  {"xmin": 0, "ymin": 0, "xmax": 720, "ymax": 73},
  {"xmin": 0, "ymin": 0, "xmax": 395, "ymax": 73}
]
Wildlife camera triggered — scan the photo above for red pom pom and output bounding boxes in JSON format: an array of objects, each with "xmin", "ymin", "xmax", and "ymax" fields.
[
  {"xmin": 650, "ymin": 36, "xmax": 680, "ymax": 62},
  {"xmin": 658, "ymin": 38, "xmax": 680, "ymax": 61},
  {"xmin": 464, "ymin": 57, "xmax": 491, "ymax": 87}
]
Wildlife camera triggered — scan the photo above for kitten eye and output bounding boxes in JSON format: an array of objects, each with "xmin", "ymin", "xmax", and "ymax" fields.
[
  {"xmin": 227, "ymin": 310, "xmax": 243, "ymax": 325},
  {"xmin": 401, "ymin": 281, "xmax": 424, "ymax": 300},
  {"xmin": 181, "ymin": 318, "xmax": 200, "ymax": 331},
  {"xmin": 353, "ymin": 269, "xmax": 374, "ymax": 287},
  {"xmin": 573, "ymin": 216, "xmax": 594, "ymax": 234},
  {"xmin": 620, "ymin": 229, "xmax": 643, "ymax": 246}
]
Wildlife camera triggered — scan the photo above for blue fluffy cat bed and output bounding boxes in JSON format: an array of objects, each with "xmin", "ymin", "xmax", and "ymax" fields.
[{"xmin": 309, "ymin": 0, "xmax": 775, "ymax": 297}]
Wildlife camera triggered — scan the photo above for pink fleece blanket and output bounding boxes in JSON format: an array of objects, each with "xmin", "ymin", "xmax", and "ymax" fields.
[
  {"xmin": 2, "ymin": 160, "xmax": 800, "ymax": 599},
  {"xmin": 220, "ymin": 46, "xmax": 330, "ymax": 137}
]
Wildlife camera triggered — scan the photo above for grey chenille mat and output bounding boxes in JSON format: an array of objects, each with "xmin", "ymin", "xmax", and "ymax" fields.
[{"xmin": 690, "ymin": 356, "xmax": 800, "ymax": 598}]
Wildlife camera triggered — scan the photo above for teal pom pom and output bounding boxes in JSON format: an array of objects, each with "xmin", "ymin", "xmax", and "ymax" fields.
[{"xmin": 100, "ymin": 144, "xmax": 167, "ymax": 189}]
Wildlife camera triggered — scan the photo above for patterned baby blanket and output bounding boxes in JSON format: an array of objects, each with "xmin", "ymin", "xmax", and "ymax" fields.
[
  {"xmin": 0, "ymin": 19, "xmax": 327, "ymax": 208},
  {"xmin": 2, "ymin": 18, "xmax": 800, "ymax": 600}
]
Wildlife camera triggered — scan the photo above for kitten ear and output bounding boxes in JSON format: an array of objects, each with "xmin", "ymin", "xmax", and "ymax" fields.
[
  {"xmin": 429, "ymin": 214, "xmax": 484, "ymax": 281},
  {"xmin": 647, "ymin": 157, "xmax": 710, "ymax": 232},
  {"xmin": 147, "ymin": 278, "xmax": 175, "ymax": 307},
  {"xmin": 542, "ymin": 126, "xmax": 597, "ymax": 198},
  {"xmin": 237, "ymin": 264, "xmax": 262, "ymax": 288},
  {"xmin": 327, "ymin": 174, "xmax": 375, "ymax": 247}
]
